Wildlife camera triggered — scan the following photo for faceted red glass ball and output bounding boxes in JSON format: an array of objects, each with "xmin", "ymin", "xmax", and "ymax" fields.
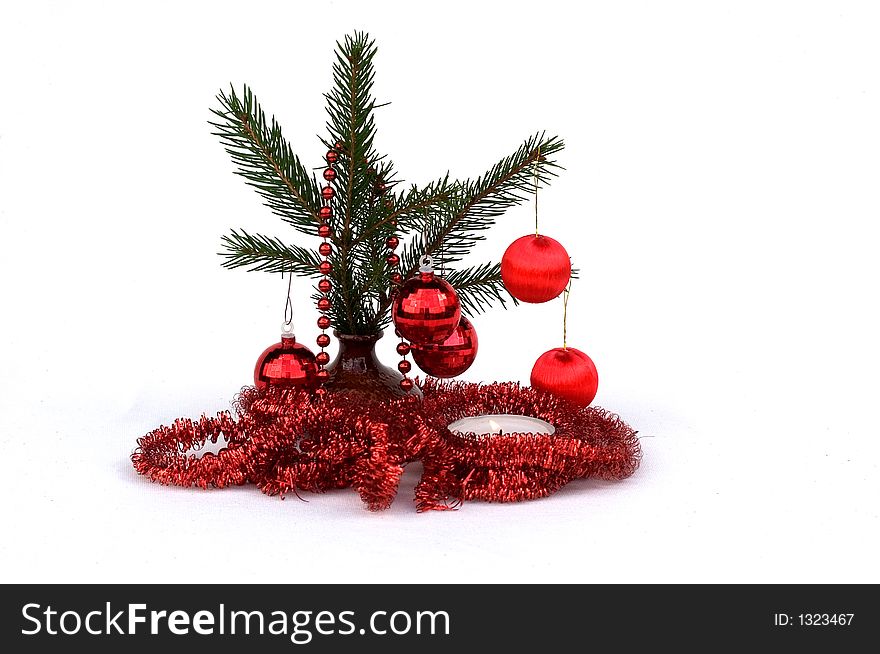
[
  {"xmin": 530, "ymin": 347, "xmax": 599, "ymax": 407},
  {"xmin": 411, "ymin": 315, "xmax": 478, "ymax": 379},
  {"xmin": 319, "ymin": 206, "xmax": 332, "ymax": 220},
  {"xmin": 316, "ymin": 334, "xmax": 331, "ymax": 348},
  {"xmin": 386, "ymin": 253, "xmax": 400, "ymax": 267},
  {"xmin": 318, "ymin": 279, "xmax": 332, "ymax": 293},
  {"xmin": 317, "ymin": 297, "xmax": 331, "ymax": 311},
  {"xmin": 318, "ymin": 261, "xmax": 332, "ymax": 275},
  {"xmin": 319, "ymin": 242, "xmax": 332, "ymax": 256},
  {"xmin": 326, "ymin": 150, "xmax": 339, "ymax": 164},
  {"xmin": 318, "ymin": 224, "xmax": 332, "ymax": 238},
  {"xmin": 399, "ymin": 378, "xmax": 414, "ymax": 392},
  {"xmin": 396, "ymin": 342, "xmax": 411, "ymax": 356},
  {"xmin": 386, "ymin": 236, "xmax": 399, "ymax": 250},
  {"xmin": 254, "ymin": 336, "xmax": 319, "ymax": 391},
  {"xmin": 323, "ymin": 168, "xmax": 337, "ymax": 182},
  {"xmin": 317, "ymin": 315, "xmax": 331, "ymax": 330},
  {"xmin": 501, "ymin": 234, "xmax": 571, "ymax": 303},
  {"xmin": 316, "ymin": 351, "xmax": 330, "ymax": 366},
  {"xmin": 322, "ymin": 186, "xmax": 335, "ymax": 201},
  {"xmin": 392, "ymin": 271, "xmax": 461, "ymax": 345},
  {"xmin": 398, "ymin": 360, "xmax": 412, "ymax": 374}
]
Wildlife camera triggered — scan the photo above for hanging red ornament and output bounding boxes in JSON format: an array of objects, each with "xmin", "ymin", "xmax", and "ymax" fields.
[
  {"xmin": 254, "ymin": 328, "xmax": 320, "ymax": 391},
  {"xmin": 501, "ymin": 234, "xmax": 571, "ymax": 303},
  {"xmin": 392, "ymin": 257, "xmax": 461, "ymax": 345},
  {"xmin": 530, "ymin": 347, "xmax": 598, "ymax": 407},
  {"xmin": 411, "ymin": 315, "xmax": 478, "ymax": 378}
]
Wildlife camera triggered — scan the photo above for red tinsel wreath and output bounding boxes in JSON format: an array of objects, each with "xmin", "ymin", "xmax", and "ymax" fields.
[{"xmin": 132, "ymin": 380, "xmax": 641, "ymax": 512}]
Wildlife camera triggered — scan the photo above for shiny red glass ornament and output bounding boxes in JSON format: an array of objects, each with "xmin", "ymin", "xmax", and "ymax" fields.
[
  {"xmin": 386, "ymin": 236, "xmax": 399, "ymax": 250},
  {"xmin": 318, "ymin": 224, "xmax": 332, "ymax": 238},
  {"xmin": 316, "ymin": 334, "xmax": 331, "ymax": 348},
  {"xmin": 399, "ymin": 378, "xmax": 414, "ymax": 392},
  {"xmin": 323, "ymin": 168, "xmax": 337, "ymax": 181},
  {"xmin": 254, "ymin": 335, "xmax": 319, "ymax": 391},
  {"xmin": 318, "ymin": 279, "xmax": 332, "ymax": 293},
  {"xmin": 386, "ymin": 253, "xmax": 400, "ymax": 267},
  {"xmin": 501, "ymin": 234, "xmax": 571, "ymax": 303},
  {"xmin": 316, "ymin": 351, "xmax": 330, "ymax": 366},
  {"xmin": 396, "ymin": 342, "xmax": 410, "ymax": 356},
  {"xmin": 317, "ymin": 297, "xmax": 331, "ymax": 311},
  {"xmin": 530, "ymin": 347, "xmax": 598, "ymax": 407},
  {"xmin": 390, "ymin": 272, "xmax": 402, "ymax": 285},
  {"xmin": 318, "ymin": 261, "xmax": 332, "ymax": 275},
  {"xmin": 322, "ymin": 186, "xmax": 335, "ymax": 201},
  {"xmin": 411, "ymin": 315, "xmax": 478, "ymax": 378},
  {"xmin": 319, "ymin": 206, "xmax": 332, "ymax": 220},
  {"xmin": 319, "ymin": 242, "xmax": 332, "ymax": 256},
  {"xmin": 317, "ymin": 315, "xmax": 332, "ymax": 330},
  {"xmin": 326, "ymin": 150, "xmax": 339, "ymax": 164},
  {"xmin": 392, "ymin": 270, "xmax": 461, "ymax": 345},
  {"xmin": 398, "ymin": 360, "xmax": 412, "ymax": 374}
]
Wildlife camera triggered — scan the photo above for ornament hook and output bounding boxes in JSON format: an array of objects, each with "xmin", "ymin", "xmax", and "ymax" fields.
[{"xmin": 419, "ymin": 254, "xmax": 434, "ymax": 273}]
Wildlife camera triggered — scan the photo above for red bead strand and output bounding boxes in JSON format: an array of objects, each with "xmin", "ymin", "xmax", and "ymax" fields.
[{"xmin": 315, "ymin": 144, "xmax": 341, "ymax": 384}]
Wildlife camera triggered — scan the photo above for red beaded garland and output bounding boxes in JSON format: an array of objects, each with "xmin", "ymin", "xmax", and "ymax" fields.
[
  {"xmin": 319, "ymin": 206, "xmax": 332, "ymax": 220},
  {"xmin": 386, "ymin": 236, "xmax": 399, "ymax": 250},
  {"xmin": 334, "ymin": 141, "xmax": 344, "ymax": 151},
  {"xmin": 399, "ymin": 378, "xmax": 414, "ymax": 392},
  {"xmin": 411, "ymin": 315, "xmax": 478, "ymax": 378},
  {"xmin": 392, "ymin": 270, "xmax": 461, "ymax": 345},
  {"xmin": 501, "ymin": 234, "xmax": 571, "ymax": 303},
  {"xmin": 322, "ymin": 186, "xmax": 335, "ymax": 201},
  {"xmin": 530, "ymin": 347, "xmax": 599, "ymax": 407},
  {"xmin": 318, "ymin": 224, "xmax": 332, "ymax": 238},
  {"xmin": 398, "ymin": 360, "xmax": 412, "ymax": 374},
  {"xmin": 317, "ymin": 334, "xmax": 331, "ymax": 348},
  {"xmin": 326, "ymin": 150, "xmax": 339, "ymax": 164},
  {"xmin": 396, "ymin": 342, "xmax": 411, "ymax": 356},
  {"xmin": 319, "ymin": 242, "xmax": 332, "ymax": 256},
  {"xmin": 316, "ymin": 351, "xmax": 330, "ymax": 366},
  {"xmin": 318, "ymin": 279, "xmax": 331, "ymax": 293},
  {"xmin": 254, "ymin": 335, "xmax": 319, "ymax": 391},
  {"xmin": 318, "ymin": 261, "xmax": 332, "ymax": 275},
  {"xmin": 317, "ymin": 315, "xmax": 332, "ymax": 330},
  {"xmin": 386, "ymin": 253, "xmax": 400, "ymax": 267},
  {"xmin": 317, "ymin": 297, "xmax": 331, "ymax": 311},
  {"xmin": 323, "ymin": 168, "xmax": 337, "ymax": 181},
  {"xmin": 390, "ymin": 272, "xmax": 402, "ymax": 285},
  {"xmin": 316, "ymin": 369, "xmax": 330, "ymax": 381}
]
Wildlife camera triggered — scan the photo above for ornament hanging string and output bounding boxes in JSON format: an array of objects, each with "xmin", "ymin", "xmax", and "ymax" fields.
[
  {"xmin": 283, "ymin": 269, "xmax": 294, "ymax": 330},
  {"xmin": 534, "ymin": 145, "xmax": 541, "ymax": 237},
  {"xmin": 562, "ymin": 280, "xmax": 571, "ymax": 350}
]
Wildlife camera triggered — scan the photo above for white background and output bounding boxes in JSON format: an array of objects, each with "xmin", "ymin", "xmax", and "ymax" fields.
[{"xmin": 1, "ymin": 1, "xmax": 878, "ymax": 583}]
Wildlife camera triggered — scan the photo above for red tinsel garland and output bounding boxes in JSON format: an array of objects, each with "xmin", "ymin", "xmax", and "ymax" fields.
[{"xmin": 132, "ymin": 380, "xmax": 641, "ymax": 512}]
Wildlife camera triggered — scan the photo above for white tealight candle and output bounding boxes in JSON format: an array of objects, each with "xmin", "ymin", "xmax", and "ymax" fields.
[{"xmin": 447, "ymin": 414, "xmax": 555, "ymax": 436}]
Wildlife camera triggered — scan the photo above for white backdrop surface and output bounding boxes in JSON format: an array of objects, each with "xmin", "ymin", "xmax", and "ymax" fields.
[{"xmin": 1, "ymin": 1, "xmax": 878, "ymax": 583}]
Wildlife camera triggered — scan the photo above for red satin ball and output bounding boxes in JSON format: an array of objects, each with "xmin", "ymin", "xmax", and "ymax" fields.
[
  {"xmin": 319, "ymin": 206, "xmax": 332, "ymax": 220},
  {"xmin": 318, "ymin": 261, "xmax": 332, "ymax": 275},
  {"xmin": 316, "ymin": 334, "xmax": 331, "ymax": 348},
  {"xmin": 411, "ymin": 315, "xmax": 478, "ymax": 378},
  {"xmin": 398, "ymin": 360, "xmax": 412, "ymax": 374},
  {"xmin": 318, "ymin": 224, "xmax": 332, "ymax": 238},
  {"xmin": 254, "ymin": 336, "xmax": 319, "ymax": 391},
  {"xmin": 322, "ymin": 186, "xmax": 335, "ymax": 201},
  {"xmin": 501, "ymin": 234, "xmax": 571, "ymax": 303},
  {"xmin": 399, "ymin": 378, "xmax": 414, "ymax": 392},
  {"xmin": 316, "ymin": 351, "xmax": 330, "ymax": 366},
  {"xmin": 317, "ymin": 315, "xmax": 331, "ymax": 330},
  {"xmin": 323, "ymin": 168, "xmax": 337, "ymax": 182},
  {"xmin": 326, "ymin": 150, "xmax": 339, "ymax": 164},
  {"xmin": 386, "ymin": 253, "xmax": 400, "ymax": 267},
  {"xmin": 396, "ymin": 342, "xmax": 411, "ymax": 356},
  {"xmin": 392, "ymin": 271, "xmax": 461, "ymax": 345},
  {"xmin": 530, "ymin": 347, "xmax": 599, "ymax": 407},
  {"xmin": 386, "ymin": 236, "xmax": 399, "ymax": 250},
  {"xmin": 319, "ymin": 242, "xmax": 332, "ymax": 256},
  {"xmin": 317, "ymin": 297, "xmax": 331, "ymax": 311},
  {"xmin": 318, "ymin": 279, "xmax": 331, "ymax": 293}
]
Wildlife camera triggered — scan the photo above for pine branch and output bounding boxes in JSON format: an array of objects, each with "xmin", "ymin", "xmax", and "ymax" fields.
[
  {"xmin": 210, "ymin": 86, "xmax": 323, "ymax": 236},
  {"xmin": 444, "ymin": 262, "xmax": 516, "ymax": 316},
  {"xmin": 219, "ymin": 230, "xmax": 321, "ymax": 275},
  {"xmin": 399, "ymin": 133, "xmax": 565, "ymax": 277}
]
